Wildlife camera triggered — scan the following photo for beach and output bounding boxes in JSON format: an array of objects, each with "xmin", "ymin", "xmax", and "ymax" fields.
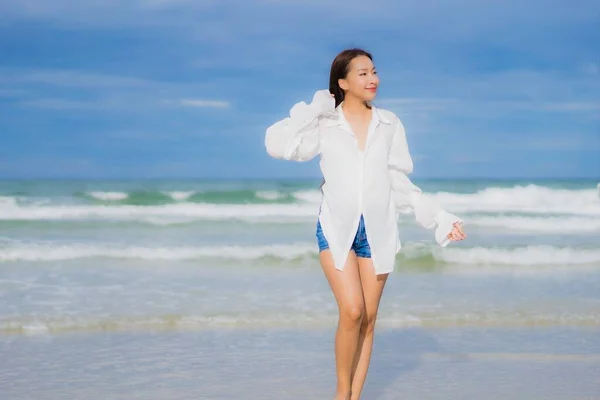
[
  {"xmin": 3, "ymin": 327, "xmax": 599, "ymax": 399},
  {"xmin": 1, "ymin": 178, "xmax": 599, "ymax": 398}
]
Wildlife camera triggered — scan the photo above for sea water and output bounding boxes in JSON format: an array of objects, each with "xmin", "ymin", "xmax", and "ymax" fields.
[{"xmin": 0, "ymin": 178, "xmax": 599, "ymax": 334}]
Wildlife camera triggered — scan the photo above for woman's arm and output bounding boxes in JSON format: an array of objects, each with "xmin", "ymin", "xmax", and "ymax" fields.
[
  {"xmin": 387, "ymin": 116, "xmax": 464, "ymax": 246},
  {"xmin": 265, "ymin": 89, "xmax": 334, "ymax": 161}
]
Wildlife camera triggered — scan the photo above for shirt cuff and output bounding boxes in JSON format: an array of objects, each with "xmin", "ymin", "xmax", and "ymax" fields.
[
  {"xmin": 289, "ymin": 89, "xmax": 335, "ymax": 126},
  {"xmin": 434, "ymin": 209, "xmax": 463, "ymax": 247}
]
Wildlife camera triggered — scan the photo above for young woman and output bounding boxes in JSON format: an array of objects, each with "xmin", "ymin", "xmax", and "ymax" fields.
[{"xmin": 264, "ymin": 48, "xmax": 466, "ymax": 400}]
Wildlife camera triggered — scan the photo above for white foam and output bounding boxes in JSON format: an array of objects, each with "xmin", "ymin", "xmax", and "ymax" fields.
[
  {"xmin": 291, "ymin": 185, "xmax": 600, "ymax": 215},
  {"xmin": 433, "ymin": 185, "xmax": 600, "ymax": 215},
  {"xmin": 435, "ymin": 245, "xmax": 600, "ymax": 266},
  {"xmin": 2, "ymin": 242, "xmax": 599, "ymax": 267},
  {"xmin": 292, "ymin": 190, "xmax": 322, "ymax": 204},
  {"xmin": 469, "ymin": 216, "xmax": 600, "ymax": 233},
  {"xmin": 0, "ymin": 242, "xmax": 317, "ymax": 262},
  {"xmin": 87, "ymin": 191, "xmax": 129, "ymax": 201},
  {"xmin": 0, "ymin": 203, "xmax": 317, "ymax": 222},
  {"xmin": 164, "ymin": 191, "xmax": 195, "ymax": 201},
  {"xmin": 0, "ymin": 196, "xmax": 19, "ymax": 207},
  {"xmin": 2, "ymin": 310, "xmax": 599, "ymax": 334},
  {"xmin": 1, "ymin": 185, "xmax": 599, "ymax": 229},
  {"xmin": 255, "ymin": 190, "xmax": 286, "ymax": 201}
]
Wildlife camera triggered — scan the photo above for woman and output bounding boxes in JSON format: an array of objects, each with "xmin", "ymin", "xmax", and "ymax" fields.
[{"xmin": 264, "ymin": 48, "xmax": 466, "ymax": 400}]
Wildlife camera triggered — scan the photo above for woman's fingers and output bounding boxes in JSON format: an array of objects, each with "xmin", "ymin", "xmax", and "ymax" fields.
[
  {"xmin": 455, "ymin": 223, "xmax": 466, "ymax": 240},
  {"xmin": 454, "ymin": 222, "xmax": 466, "ymax": 240},
  {"xmin": 447, "ymin": 222, "xmax": 467, "ymax": 241}
]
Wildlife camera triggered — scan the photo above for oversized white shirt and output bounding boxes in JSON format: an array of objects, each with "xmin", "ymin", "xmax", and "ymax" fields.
[{"xmin": 265, "ymin": 90, "xmax": 462, "ymax": 274}]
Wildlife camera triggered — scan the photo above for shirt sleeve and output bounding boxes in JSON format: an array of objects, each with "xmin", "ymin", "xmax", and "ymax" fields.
[
  {"xmin": 387, "ymin": 116, "xmax": 463, "ymax": 247},
  {"xmin": 264, "ymin": 89, "xmax": 335, "ymax": 162}
]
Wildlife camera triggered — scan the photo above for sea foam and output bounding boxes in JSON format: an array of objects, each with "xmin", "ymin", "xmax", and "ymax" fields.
[{"xmin": 2, "ymin": 242, "xmax": 599, "ymax": 267}]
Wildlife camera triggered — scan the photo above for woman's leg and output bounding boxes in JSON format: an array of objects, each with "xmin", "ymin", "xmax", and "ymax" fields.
[
  {"xmin": 320, "ymin": 249, "xmax": 365, "ymax": 400},
  {"xmin": 350, "ymin": 258, "xmax": 388, "ymax": 400}
]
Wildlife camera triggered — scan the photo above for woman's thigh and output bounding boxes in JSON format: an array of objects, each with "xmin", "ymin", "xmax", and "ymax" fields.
[
  {"xmin": 357, "ymin": 257, "xmax": 388, "ymax": 319},
  {"xmin": 320, "ymin": 249, "xmax": 364, "ymax": 314}
]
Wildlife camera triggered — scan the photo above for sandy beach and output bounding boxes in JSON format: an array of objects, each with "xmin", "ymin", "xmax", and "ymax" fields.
[{"xmin": 2, "ymin": 327, "xmax": 599, "ymax": 399}]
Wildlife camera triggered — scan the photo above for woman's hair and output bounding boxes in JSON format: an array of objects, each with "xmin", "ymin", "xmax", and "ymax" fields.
[{"xmin": 329, "ymin": 48, "xmax": 373, "ymax": 107}]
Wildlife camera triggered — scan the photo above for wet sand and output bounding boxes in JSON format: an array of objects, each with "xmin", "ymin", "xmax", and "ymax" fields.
[{"xmin": 2, "ymin": 326, "xmax": 599, "ymax": 399}]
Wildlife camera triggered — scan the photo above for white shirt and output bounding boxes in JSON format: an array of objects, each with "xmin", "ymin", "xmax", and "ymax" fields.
[{"xmin": 265, "ymin": 90, "xmax": 462, "ymax": 274}]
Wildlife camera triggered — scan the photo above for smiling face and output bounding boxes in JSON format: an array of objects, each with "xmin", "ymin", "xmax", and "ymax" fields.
[{"xmin": 338, "ymin": 55, "xmax": 379, "ymax": 104}]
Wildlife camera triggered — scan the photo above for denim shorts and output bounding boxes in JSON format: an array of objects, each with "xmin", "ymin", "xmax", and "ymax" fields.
[{"xmin": 316, "ymin": 214, "xmax": 371, "ymax": 258}]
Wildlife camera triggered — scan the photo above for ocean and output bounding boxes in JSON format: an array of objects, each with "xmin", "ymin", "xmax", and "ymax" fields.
[
  {"xmin": 1, "ymin": 178, "xmax": 599, "ymax": 334},
  {"xmin": 2, "ymin": 178, "xmax": 600, "ymax": 399}
]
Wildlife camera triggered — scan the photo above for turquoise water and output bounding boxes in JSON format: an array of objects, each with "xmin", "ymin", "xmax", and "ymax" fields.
[{"xmin": 0, "ymin": 178, "xmax": 599, "ymax": 333}]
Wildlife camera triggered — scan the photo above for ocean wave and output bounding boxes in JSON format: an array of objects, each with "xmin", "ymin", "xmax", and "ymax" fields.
[
  {"xmin": 433, "ymin": 185, "xmax": 600, "ymax": 215},
  {"xmin": 3, "ymin": 184, "xmax": 587, "ymax": 207},
  {"xmin": 429, "ymin": 245, "xmax": 600, "ymax": 266},
  {"xmin": 2, "ymin": 242, "xmax": 599, "ymax": 267},
  {"xmin": 0, "ymin": 202, "xmax": 317, "ymax": 223},
  {"xmin": 166, "ymin": 191, "xmax": 195, "ymax": 201},
  {"xmin": 0, "ymin": 242, "xmax": 316, "ymax": 262},
  {"xmin": 1, "ymin": 202, "xmax": 599, "ymax": 233},
  {"xmin": 1, "ymin": 185, "xmax": 598, "ymax": 231},
  {"xmin": 85, "ymin": 191, "xmax": 197, "ymax": 202},
  {"xmin": 73, "ymin": 185, "xmax": 600, "ymax": 214},
  {"xmin": 87, "ymin": 191, "xmax": 129, "ymax": 201},
  {"xmin": 3, "ymin": 310, "xmax": 599, "ymax": 334},
  {"xmin": 0, "ymin": 196, "xmax": 18, "ymax": 207},
  {"xmin": 468, "ymin": 215, "xmax": 600, "ymax": 233},
  {"xmin": 80, "ymin": 189, "xmax": 303, "ymax": 205}
]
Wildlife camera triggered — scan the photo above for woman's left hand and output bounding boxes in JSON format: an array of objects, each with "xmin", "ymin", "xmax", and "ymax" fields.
[{"xmin": 447, "ymin": 222, "xmax": 467, "ymax": 242}]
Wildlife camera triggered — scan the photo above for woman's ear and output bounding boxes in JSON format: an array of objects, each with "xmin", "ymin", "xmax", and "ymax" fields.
[{"xmin": 338, "ymin": 78, "xmax": 348, "ymax": 91}]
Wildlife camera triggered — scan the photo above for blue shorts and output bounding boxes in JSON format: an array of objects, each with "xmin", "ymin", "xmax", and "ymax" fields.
[{"xmin": 316, "ymin": 215, "xmax": 372, "ymax": 258}]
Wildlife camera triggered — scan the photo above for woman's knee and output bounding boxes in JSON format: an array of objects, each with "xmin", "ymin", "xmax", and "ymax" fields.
[
  {"xmin": 361, "ymin": 311, "xmax": 378, "ymax": 333},
  {"xmin": 340, "ymin": 303, "xmax": 364, "ymax": 323}
]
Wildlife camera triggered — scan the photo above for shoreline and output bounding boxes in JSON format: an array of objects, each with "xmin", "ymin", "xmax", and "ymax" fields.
[
  {"xmin": 3, "ymin": 326, "xmax": 599, "ymax": 399},
  {"xmin": 3, "ymin": 319, "xmax": 600, "ymax": 337}
]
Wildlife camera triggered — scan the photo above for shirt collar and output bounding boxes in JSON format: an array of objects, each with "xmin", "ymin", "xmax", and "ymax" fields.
[{"xmin": 324, "ymin": 102, "xmax": 391, "ymax": 128}]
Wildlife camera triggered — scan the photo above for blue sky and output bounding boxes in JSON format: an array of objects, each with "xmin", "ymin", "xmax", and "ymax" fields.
[{"xmin": 0, "ymin": 0, "xmax": 598, "ymax": 179}]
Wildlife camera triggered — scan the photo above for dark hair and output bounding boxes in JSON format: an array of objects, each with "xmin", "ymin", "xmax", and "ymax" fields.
[{"xmin": 329, "ymin": 48, "xmax": 373, "ymax": 108}]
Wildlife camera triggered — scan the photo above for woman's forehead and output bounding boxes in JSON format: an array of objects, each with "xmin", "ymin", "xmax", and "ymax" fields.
[{"xmin": 350, "ymin": 56, "xmax": 375, "ymax": 70}]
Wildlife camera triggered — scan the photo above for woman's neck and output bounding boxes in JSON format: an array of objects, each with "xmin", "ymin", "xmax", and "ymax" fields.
[{"xmin": 341, "ymin": 96, "xmax": 370, "ymax": 117}]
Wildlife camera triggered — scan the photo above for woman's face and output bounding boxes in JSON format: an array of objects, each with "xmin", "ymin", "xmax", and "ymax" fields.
[{"xmin": 339, "ymin": 55, "xmax": 379, "ymax": 103}]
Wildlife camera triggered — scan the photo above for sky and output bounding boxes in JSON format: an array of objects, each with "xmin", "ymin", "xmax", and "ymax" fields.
[{"xmin": 0, "ymin": 0, "xmax": 599, "ymax": 179}]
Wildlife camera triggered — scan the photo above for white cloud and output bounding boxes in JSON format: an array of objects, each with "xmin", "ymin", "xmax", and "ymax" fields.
[
  {"xmin": 0, "ymin": 155, "xmax": 94, "ymax": 177},
  {"xmin": 2, "ymin": 0, "xmax": 597, "ymax": 39},
  {"xmin": 2, "ymin": 68, "xmax": 229, "ymax": 113},
  {"xmin": 137, "ymin": 0, "xmax": 206, "ymax": 9},
  {"xmin": 581, "ymin": 63, "xmax": 599, "ymax": 76},
  {"xmin": 377, "ymin": 98, "xmax": 459, "ymax": 112},
  {"xmin": 179, "ymin": 99, "xmax": 230, "ymax": 109},
  {"xmin": 16, "ymin": 96, "xmax": 231, "ymax": 111},
  {"xmin": 377, "ymin": 68, "xmax": 600, "ymax": 120},
  {"xmin": 521, "ymin": 135, "xmax": 600, "ymax": 151},
  {"xmin": 0, "ymin": 89, "xmax": 28, "ymax": 97},
  {"xmin": 539, "ymin": 102, "xmax": 600, "ymax": 111},
  {"xmin": 18, "ymin": 98, "xmax": 99, "ymax": 110},
  {"xmin": 1, "ymin": 68, "xmax": 154, "ymax": 88},
  {"xmin": 450, "ymin": 154, "xmax": 494, "ymax": 164}
]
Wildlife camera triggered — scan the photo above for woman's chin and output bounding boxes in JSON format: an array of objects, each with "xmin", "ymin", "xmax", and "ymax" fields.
[{"xmin": 363, "ymin": 92, "xmax": 377, "ymax": 102}]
